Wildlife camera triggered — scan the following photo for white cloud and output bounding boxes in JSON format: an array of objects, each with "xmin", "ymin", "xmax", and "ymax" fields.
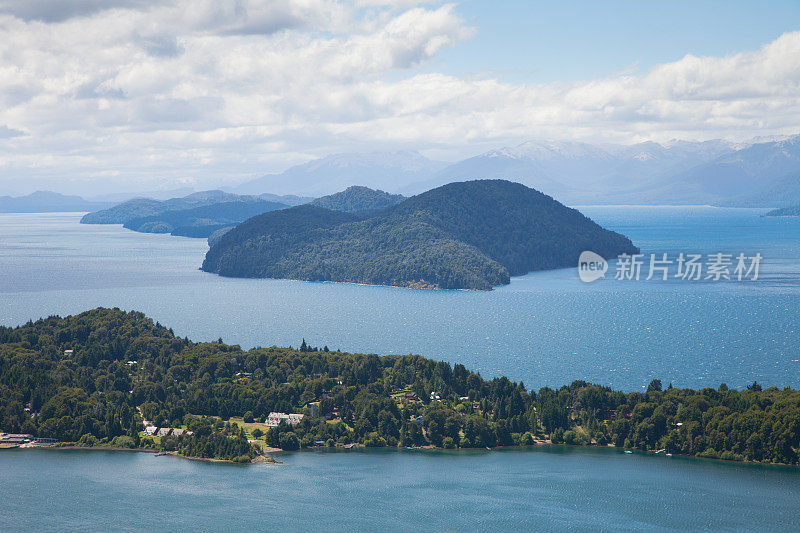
[{"xmin": 0, "ymin": 1, "xmax": 798, "ymax": 195}]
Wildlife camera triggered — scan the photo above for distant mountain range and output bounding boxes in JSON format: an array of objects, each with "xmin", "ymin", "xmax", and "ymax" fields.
[
  {"xmin": 0, "ymin": 191, "xmax": 115, "ymax": 212},
  {"xmin": 201, "ymin": 180, "xmax": 638, "ymax": 290},
  {"xmin": 407, "ymin": 136, "xmax": 800, "ymax": 206},
  {"xmin": 229, "ymin": 151, "xmax": 446, "ymax": 197},
  {"xmin": 80, "ymin": 190, "xmax": 296, "ymax": 238},
  {"xmin": 228, "ymin": 135, "xmax": 800, "ymax": 207},
  {"xmin": 10, "ymin": 134, "xmax": 800, "ymax": 211}
]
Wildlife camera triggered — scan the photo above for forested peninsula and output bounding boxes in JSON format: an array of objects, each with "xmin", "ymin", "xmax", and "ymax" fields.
[
  {"xmin": 1, "ymin": 309, "xmax": 799, "ymax": 465},
  {"xmin": 202, "ymin": 180, "xmax": 639, "ymax": 290},
  {"xmin": 80, "ymin": 190, "xmax": 291, "ymax": 238}
]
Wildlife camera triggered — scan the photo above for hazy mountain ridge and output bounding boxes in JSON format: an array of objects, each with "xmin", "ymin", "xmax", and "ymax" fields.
[
  {"xmin": 80, "ymin": 190, "xmax": 294, "ymax": 225},
  {"xmin": 0, "ymin": 191, "xmax": 115, "ymax": 212},
  {"xmin": 201, "ymin": 180, "xmax": 639, "ymax": 290},
  {"xmin": 122, "ymin": 199, "xmax": 290, "ymax": 238},
  {"xmin": 226, "ymin": 136, "xmax": 800, "ymax": 207},
  {"xmin": 403, "ymin": 139, "xmax": 750, "ymax": 204},
  {"xmin": 230, "ymin": 150, "xmax": 447, "ymax": 196}
]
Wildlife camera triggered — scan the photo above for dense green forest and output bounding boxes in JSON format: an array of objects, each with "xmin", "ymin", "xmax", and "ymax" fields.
[
  {"xmin": 311, "ymin": 185, "xmax": 405, "ymax": 214},
  {"xmin": 122, "ymin": 200, "xmax": 288, "ymax": 238},
  {"xmin": 2, "ymin": 309, "xmax": 799, "ymax": 465},
  {"xmin": 202, "ymin": 180, "xmax": 639, "ymax": 290},
  {"xmin": 80, "ymin": 190, "xmax": 289, "ymax": 226},
  {"xmin": 81, "ymin": 190, "xmax": 241, "ymax": 224}
]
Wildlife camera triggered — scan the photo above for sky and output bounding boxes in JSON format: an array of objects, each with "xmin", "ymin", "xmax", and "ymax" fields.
[{"xmin": 0, "ymin": 0, "xmax": 799, "ymax": 195}]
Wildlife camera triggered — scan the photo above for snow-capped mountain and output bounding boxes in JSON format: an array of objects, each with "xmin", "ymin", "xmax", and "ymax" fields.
[
  {"xmin": 401, "ymin": 138, "xmax": 740, "ymax": 203},
  {"xmin": 403, "ymin": 136, "xmax": 800, "ymax": 206},
  {"xmin": 231, "ymin": 150, "xmax": 446, "ymax": 196},
  {"xmin": 229, "ymin": 136, "xmax": 800, "ymax": 206}
]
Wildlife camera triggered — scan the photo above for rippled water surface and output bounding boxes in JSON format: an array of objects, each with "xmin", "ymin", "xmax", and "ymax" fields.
[
  {"xmin": 3, "ymin": 447, "xmax": 800, "ymax": 532},
  {"xmin": 3, "ymin": 208, "xmax": 800, "ymax": 531},
  {"xmin": 1, "ymin": 208, "xmax": 798, "ymax": 391}
]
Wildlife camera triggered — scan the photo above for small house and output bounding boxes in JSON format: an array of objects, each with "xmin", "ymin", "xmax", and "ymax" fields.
[
  {"xmin": 0, "ymin": 433, "xmax": 34, "ymax": 443},
  {"xmin": 264, "ymin": 412, "xmax": 305, "ymax": 427}
]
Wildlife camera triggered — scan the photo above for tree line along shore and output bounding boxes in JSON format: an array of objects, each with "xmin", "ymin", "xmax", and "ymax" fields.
[{"xmin": 1, "ymin": 308, "xmax": 798, "ymax": 465}]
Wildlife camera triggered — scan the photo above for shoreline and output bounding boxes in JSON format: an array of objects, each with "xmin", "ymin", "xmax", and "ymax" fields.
[
  {"xmin": 14, "ymin": 441, "xmax": 798, "ymax": 469},
  {"xmin": 15, "ymin": 444, "xmax": 279, "ymax": 465}
]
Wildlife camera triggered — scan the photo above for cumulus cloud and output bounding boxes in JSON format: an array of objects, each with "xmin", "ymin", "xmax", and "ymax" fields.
[
  {"xmin": 0, "ymin": 0, "xmax": 798, "ymax": 195},
  {"xmin": 0, "ymin": 0, "xmax": 154, "ymax": 23}
]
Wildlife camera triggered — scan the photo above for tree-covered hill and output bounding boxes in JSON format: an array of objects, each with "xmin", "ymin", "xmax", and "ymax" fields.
[
  {"xmin": 311, "ymin": 185, "xmax": 405, "ymax": 214},
  {"xmin": 1, "ymin": 308, "xmax": 799, "ymax": 465},
  {"xmin": 386, "ymin": 180, "xmax": 638, "ymax": 275},
  {"xmin": 80, "ymin": 190, "xmax": 243, "ymax": 224},
  {"xmin": 122, "ymin": 200, "xmax": 289, "ymax": 238},
  {"xmin": 80, "ymin": 190, "xmax": 293, "ymax": 228},
  {"xmin": 202, "ymin": 203, "xmax": 508, "ymax": 289},
  {"xmin": 80, "ymin": 197, "xmax": 166, "ymax": 223},
  {"xmin": 202, "ymin": 180, "xmax": 639, "ymax": 289}
]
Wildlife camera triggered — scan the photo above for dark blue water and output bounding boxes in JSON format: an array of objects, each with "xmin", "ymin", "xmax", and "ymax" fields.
[
  {"xmin": 2, "ymin": 447, "xmax": 799, "ymax": 532},
  {"xmin": 1, "ymin": 208, "xmax": 799, "ymax": 391}
]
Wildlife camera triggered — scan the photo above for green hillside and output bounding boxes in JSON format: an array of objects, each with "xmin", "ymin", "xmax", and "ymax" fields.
[
  {"xmin": 311, "ymin": 185, "xmax": 405, "ymax": 214},
  {"xmin": 122, "ymin": 200, "xmax": 289, "ymax": 238},
  {"xmin": 2, "ymin": 308, "xmax": 798, "ymax": 464},
  {"xmin": 201, "ymin": 180, "xmax": 638, "ymax": 290}
]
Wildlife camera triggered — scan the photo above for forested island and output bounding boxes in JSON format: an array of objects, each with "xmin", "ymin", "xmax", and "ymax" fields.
[
  {"xmin": 80, "ymin": 190, "xmax": 294, "ymax": 238},
  {"xmin": 1, "ymin": 309, "xmax": 798, "ymax": 465},
  {"xmin": 120, "ymin": 200, "xmax": 288, "ymax": 238},
  {"xmin": 202, "ymin": 180, "xmax": 639, "ymax": 290}
]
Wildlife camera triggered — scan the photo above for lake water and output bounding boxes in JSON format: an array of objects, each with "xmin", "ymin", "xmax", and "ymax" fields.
[
  {"xmin": 2, "ymin": 447, "xmax": 800, "ymax": 532},
  {"xmin": 1, "ymin": 207, "xmax": 799, "ymax": 391},
  {"xmin": 2, "ymin": 207, "xmax": 800, "ymax": 531}
]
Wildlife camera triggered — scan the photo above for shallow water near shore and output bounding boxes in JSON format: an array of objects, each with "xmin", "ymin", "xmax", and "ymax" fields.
[{"xmin": 2, "ymin": 446, "xmax": 799, "ymax": 532}]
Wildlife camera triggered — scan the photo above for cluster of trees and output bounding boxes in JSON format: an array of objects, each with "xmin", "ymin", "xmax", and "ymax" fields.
[
  {"xmin": 2, "ymin": 308, "xmax": 799, "ymax": 465},
  {"xmin": 123, "ymin": 200, "xmax": 287, "ymax": 238},
  {"xmin": 310, "ymin": 186, "xmax": 405, "ymax": 214},
  {"xmin": 202, "ymin": 180, "xmax": 638, "ymax": 290},
  {"xmin": 80, "ymin": 190, "xmax": 289, "ymax": 239}
]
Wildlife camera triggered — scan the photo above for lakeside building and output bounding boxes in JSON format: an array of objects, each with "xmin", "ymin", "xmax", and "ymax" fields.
[
  {"xmin": 0, "ymin": 433, "xmax": 34, "ymax": 444},
  {"xmin": 144, "ymin": 426, "xmax": 193, "ymax": 437},
  {"xmin": 264, "ymin": 412, "xmax": 305, "ymax": 427}
]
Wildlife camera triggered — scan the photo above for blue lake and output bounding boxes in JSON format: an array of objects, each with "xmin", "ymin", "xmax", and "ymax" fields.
[
  {"xmin": 2, "ymin": 207, "xmax": 800, "ymax": 531},
  {"xmin": 2, "ymin": 447, "xmax": 800, "ymax": 532},
  {"xmin": 1, "ymin": 207, "xmax": 798, "ymax": 391}
]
